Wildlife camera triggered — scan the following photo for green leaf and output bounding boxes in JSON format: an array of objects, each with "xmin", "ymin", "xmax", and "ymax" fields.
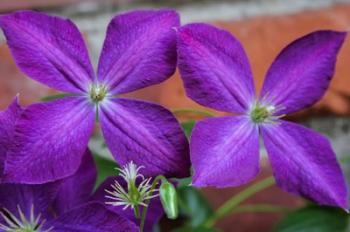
[
  {"xmin": 181, "ymin": 120, "xmax": 196, "ymax": 138},
  {"xmin": 177, "ymin": 186, "xmax": 214, "ymax": 227},
  {"xmin": 274, "ymin": 205, "xmax": 349, "ymax": 232},
  {"xmin": 92, "ymin": 154, "xmax": 118, "ymax": 188},
  {"xmin": 89, "ymin": 134, "xmax": 118, "ymax": 188},
  {"xmin": 176, "ymin": 177, "xmax": 192, "ymax": 188},
  {"xmin": 41, "ymin": 93, "xmax": 74, "ymax": 101}
]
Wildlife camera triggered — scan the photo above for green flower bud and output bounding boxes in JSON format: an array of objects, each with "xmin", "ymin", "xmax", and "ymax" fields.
[{"xmin": 159, "ymin": 180, "xmax": 178, "ymax": 219}]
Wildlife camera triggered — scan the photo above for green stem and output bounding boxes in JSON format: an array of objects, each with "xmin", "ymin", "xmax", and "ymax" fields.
[
  {"xmin": 204, "ymin": 176, "xmax": 275, "ymax": 227},
  {"xmin": 229, "ymin": 204, "xmax": 291, "ymax": 214},
  {"xmin": 139, "ymin": 175, "xmax": 167, "ymax": 232},
  {"xmin": 133, "ymin": 206, "xmax": 140, "ymax": 219},
  {"xmin": 172, "ymin": 108, "xmax": 214, "ymax": 117},
  {"xmin": 41, "ymin": 93, "xmax": 76, "ymax": 102}
]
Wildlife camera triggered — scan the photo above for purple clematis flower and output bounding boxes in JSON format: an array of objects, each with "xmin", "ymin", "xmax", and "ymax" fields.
[
  {"xmin": 0, "ymin": 10, "xmax": 190, "ymax": 184},
  {"xmin": 0, "ymin": 99, "xmax": 162, "ymax": 231},
  {"xmin": 177, "ymin": 23, "xmax": 348, "ymax": 209}
]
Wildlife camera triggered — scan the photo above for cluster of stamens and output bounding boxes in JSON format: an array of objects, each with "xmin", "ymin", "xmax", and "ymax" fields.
[
  {"xmin": 0, "ymin": 205, "xmax": 51, "ymax": 232},
  {"xmin": 105, "ymin": 162, "xmax": 158, "ymax": 216},
  {"xmin": 89, "ymin": 84, "xmax": 108, "ymax": 103},
  {"xmin": 249, "ymin": 101, "xmax": 284, "ymax": 124},
  {"xmin": 250, "ymin": 102, "xmax": 274, "ymax": 123}
]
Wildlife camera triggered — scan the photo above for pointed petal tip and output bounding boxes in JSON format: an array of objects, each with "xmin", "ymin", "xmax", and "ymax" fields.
[
  {"xmin": 10, "ymin": 94, "xmax": 22, "ymax": 108},
  {"xmin": 340, "ymin": 199, "xmax": 349, "ymax": 212},
  {"xmin": 172, "ymin": 26, "xmax": 179, "ymax": 33},
  {"xmin": 305, "ymin": 29, "xmax": 347, "ymax": 42},
  {"xmin": 190, "ymin": 177, "xmax": 207, "ymax": 188},
  {"xmin": 324, "ymin": 197, "xmax": 348, "ymax": 212},
  {"xmin": 324, "ymin": 199, "xmax": 348, "ymax": 213},
  {"xmin": 177, "ymin": 23, "xmax": 255, "ymax": 113}
]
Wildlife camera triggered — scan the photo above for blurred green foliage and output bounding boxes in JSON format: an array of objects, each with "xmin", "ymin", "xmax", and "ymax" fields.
[
  {"xmin": 92, "ymin": 153, "xmax": 118, "ymax": 188},
  {"xmin": 274, "ymin": 205, "xmax": 349, "ymax": 232},
  {"xmin": 177, "ymin": 186, "xmax": 214, "ymax": 228}
]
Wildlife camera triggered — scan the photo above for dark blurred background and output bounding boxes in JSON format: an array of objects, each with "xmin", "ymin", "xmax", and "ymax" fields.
[{"xmin": 0, "ymin": 0, "xmax": 350, "ymax": 231}]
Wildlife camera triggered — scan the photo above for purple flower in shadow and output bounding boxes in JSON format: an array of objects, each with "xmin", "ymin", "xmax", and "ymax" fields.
[
  {"xmin": 0, "ymin": 10, "xmax": 190, "ymax": 184},
  {"xmin": 0, "ymin": 148, "xmax": 139, "ymax": 231},
  {"xmin": 0, "ymin": 152, "xmax": 141, "ymax": 232},
  {"xmin": 177, "ymin": 23, "xmax": 348, "ymax": 209}
]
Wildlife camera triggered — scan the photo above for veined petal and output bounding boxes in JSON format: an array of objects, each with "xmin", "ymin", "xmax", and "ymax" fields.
[
  {"xmin": 100, "ymin": 98, "xmax": 190, "ymax": 178},
  {"xmin": 261, "ymin": 31, "xmax": 347, "ymax": 115},
  {"xmin": 177, "ymin": 23, "xmax": 255, "ymax": 113},
  {"xmin": 98, "ymin": 10, "xmax": 179, "ymax": 94},
  {"xmin": 191, "ymin": 116, "xmax": 260, "ymax": 187},
  {"xmin": 0, "ymin": 97, "xmax": 23, "ymax": 177},
  {"xmin": 92, "ymin": 176, "xmax": 163, "ymax": 232},
  {"xmin": 0, "ymin": 11, "xmax": 94, "ymax": 93},
  {"xmin": 44, "ymin": 203, "xmax": 138, "ymax": 232},
  {"xmin": 53, "ymin": 150, "xmax": 97, "ymax": 215},
  {"xmin": 261, "ymin": 120, "xmax": 348, "ymax": 209},
  {"xmin": 0, "ymin": 182, "xmax": 59, "ymax": 223},
  {"xmin": 3, "ymin": 97, "xmax": 95, "ymax": 184}
]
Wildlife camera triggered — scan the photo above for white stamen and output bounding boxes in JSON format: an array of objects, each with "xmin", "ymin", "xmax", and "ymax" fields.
[
  {"xmin": 105, "ymin": 161, "xmax": 158, "ymax": 210},
  {"xmin": 0, "ymin": 205, "xmax": 52, "ymax": 232}
]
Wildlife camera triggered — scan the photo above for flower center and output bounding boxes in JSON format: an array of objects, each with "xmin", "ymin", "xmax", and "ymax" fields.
[
  {"xmin": 249, "ymin": 102, "xmax": 275, "ymax": 124},
  {"xmin": 0, "ymin": 205, "xmax": 50, "ymax": 232},
  {"xmin": 89, "ymin": 84, "xmax": 108, "ymax": 103}
]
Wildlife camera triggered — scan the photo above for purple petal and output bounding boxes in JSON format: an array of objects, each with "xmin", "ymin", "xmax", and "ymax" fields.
[
  {"xmin": 0, "ymin": 182, "xmax": 58, "ymax": 222},
  {"xmin": 98, "ymin": 9, "xmax": 179, "ymax": 94},
  {"xmin": 100, "ymin": 98, "xmax": 190, "ymax": 178},
  {"xmin": 191, "ymin": 116, "xmax": 260, "ymax": 187},
  {"xmin": 260, "ymin": 30, "xmax": 347, "ymax": 115},
  {"xmin": 0, "ymin": 11, "xmax": 94, "ymax": 93},
  {"xmin": 3, "ymin": 97, "xmax": 95, "ymax": 184},
  {"xmin": 92, "ymin": 176, "xmax": 163, "ymax": 232},
  {"xmin": 53, "ymin": 150, "xmax": 97, "ymax": 215},
  {"xmin": 261, "ymin": 120, "xmax": 348, "ymax": 209},
  {"xmin": 177, "ymin": 23, "xmax": 255, "ymax": 113},
  {"xmin": 45, "ymin": 203, "xmax": 138, "ymax": 232},
  {"xmin": 0, "ymin": 97, "xmax": 23, "ymax": 177}
]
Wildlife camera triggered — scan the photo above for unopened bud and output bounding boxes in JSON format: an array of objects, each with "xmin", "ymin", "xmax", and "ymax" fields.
[{"xmin": 159, "ymin": 180, "xmax": 178, "ymax": 219}]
